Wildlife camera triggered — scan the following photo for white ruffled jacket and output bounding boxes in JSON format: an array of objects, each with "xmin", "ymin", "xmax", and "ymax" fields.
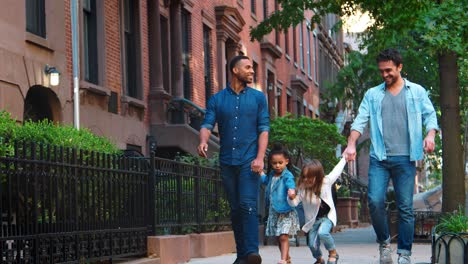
[{"xmin": 288, "ymin": 158, "xmax": 347, "ymax": 233}]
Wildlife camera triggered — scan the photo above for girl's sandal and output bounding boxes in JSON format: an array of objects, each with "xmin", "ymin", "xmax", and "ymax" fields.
[
  {"xmin": 327, "ymin": 253, "xmax": 339, "ymax": 264},
  {"xmin": 314, "ymin": 259, "xmax": 325, "ymax": 264},
  {"xmin": 286, "ymin": 256, "xmax": 292, "ymax": 264},
  {"xmin": 277, "ymin": 260, "xmax": 288, "ymax": 264}
]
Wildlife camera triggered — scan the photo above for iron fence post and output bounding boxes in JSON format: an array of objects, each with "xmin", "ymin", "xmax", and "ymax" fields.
[
  {"xmin": 194, "ymin": 166, "xmax": 201, "ymax": 233},
  {"xmin": 149, "ymin": 151, "xmax": 156, "ymax": 235}
]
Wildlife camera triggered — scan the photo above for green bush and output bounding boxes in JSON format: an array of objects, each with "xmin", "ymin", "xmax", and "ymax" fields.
[
  {"xmin": 435, "ymin": 206, "xmax": 468, "ymax": 234},
  {"xmin": 0, "ymin": 110, "xmax": 120, "ymax": 155},
  {"xmin": 269, "ymin": 114, "xmax": 346, "ymax": 172}
]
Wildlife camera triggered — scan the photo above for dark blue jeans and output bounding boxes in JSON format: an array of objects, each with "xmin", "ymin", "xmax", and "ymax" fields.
[
  {"xmin": 368, "ymin": 156, "xmax": 416, "ymax": 256},
  {"xmin": 220, "ymin": 163, "xmax": 260, "ymax": 258}
]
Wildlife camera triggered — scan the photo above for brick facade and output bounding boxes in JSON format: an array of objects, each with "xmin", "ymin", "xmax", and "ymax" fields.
[{"xmin": 0, "ymin": 0, "xmax": 344, "ymax": 156}]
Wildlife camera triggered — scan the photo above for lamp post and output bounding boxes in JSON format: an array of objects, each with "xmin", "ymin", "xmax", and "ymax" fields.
[{"xmin": 71, "ymin": 0, "xmax": 80, "ymax": 129}]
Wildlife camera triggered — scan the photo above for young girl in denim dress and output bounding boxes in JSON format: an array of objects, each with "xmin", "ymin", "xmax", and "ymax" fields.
[
  {"xmin": 260, "ymin": 144, "xmax": 300, "ymax": 264},
  {"xmin": 287, "ymin": 157, "xmax": 346, "ymax": 264}
]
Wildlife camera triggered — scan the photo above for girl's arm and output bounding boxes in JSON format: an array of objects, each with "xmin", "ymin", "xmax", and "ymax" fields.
[
  {"xmin": 287, "ymin": 189, "xmax": 302, "ymax": 207},
  {"xmin": 326, "ymin": 157, "xmax": 347, "ymax": 183},
  {"xmin": 259, "ymin": 171, "xmax": 268, "ymax": 185}
]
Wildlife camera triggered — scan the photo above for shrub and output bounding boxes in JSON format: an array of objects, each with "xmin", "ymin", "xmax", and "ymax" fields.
[
  {"xmin": 0, "ymin": 110, "xmax": 120, "ymax": 155},
  {"xmin": 435, "ymin": 206, "xmax": 468, "ymax": 234}
]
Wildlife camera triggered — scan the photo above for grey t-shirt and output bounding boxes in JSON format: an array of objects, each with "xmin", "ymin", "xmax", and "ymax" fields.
[{"xmin": 381, "ymin": 88, "xmax": 410, "ymax": 156}]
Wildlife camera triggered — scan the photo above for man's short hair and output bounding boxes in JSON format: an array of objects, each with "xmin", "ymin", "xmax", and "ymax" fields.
[
  {"xmin": 376, "ymin": 48, "xmax": 403, "ymax": 66},
  {"xmin": 229, "ymin": 55, "xmax": 251, "ymax": 74}
]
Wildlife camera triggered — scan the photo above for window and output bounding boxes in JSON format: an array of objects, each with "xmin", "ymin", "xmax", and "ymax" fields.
[
  {"xmin": 203, "ymin": 25, "xmax": 212, "ymax": 106},
  {"xmin": 253, "ymin": 61, "xmax": 258, "ymax": 89},
  {"xmin": 313, "ymin": 31, "xmax": 318, "ymax": 81},
  {"xmin": 83, "ymin": 0, "xmax": 98, "ymax": 84},
  {"xmin": 274, "ymin": 0, "xmax": 279, "ymax": 45},
  {"xmin": 251, "ymin": 0, "xmax": 256, "ymax": 15},
  {"xmin": 284, "ymin": 29, "xmax": 289, "ymax": 56},
  {"xmin": 286, "ymin": 90, "xmax": 292, "ymax": 113},
  {"xmin": 161, "ymin": 16, "xmax": 170, "ymax": 93},
  {"xmin": 122, "ymin": 0, "xmax": 141, "ymax": 98},
  {"xmin": 299, "ymin": 22, "xmax": 304, "ymax": 69},
  {"xmin": 293, "ymin": 26, "xmax": 297, "ymax": 63},
  {"xmin": 26, "ymin": 0, "xmax": 46, "ymax": 38},
  {"xmin": 296, "ymin": 98, "xmax": 302, "ymax": 116},
  {"xmin": 306, "ymin": 23, "xmax": 311, "ymax": 76},
  {"xmin": 263, "ymin": 0, "xmax": 268, "ymax": 20},
  {"xmin": 181, "ymin": 9, "xmax": 192, "ymax": 99}
]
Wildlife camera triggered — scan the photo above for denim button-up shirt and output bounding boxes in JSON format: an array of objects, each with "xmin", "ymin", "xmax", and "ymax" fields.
[
  {"xmin": 351, "ymin": 79, "xmax": 439, "ymax": 161},
  {"xmin": 201, "ymin": 85, "xmax": 269, "ymax": 165}
]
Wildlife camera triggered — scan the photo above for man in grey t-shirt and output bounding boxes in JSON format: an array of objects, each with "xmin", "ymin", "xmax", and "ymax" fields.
[{"xmin": 343, "ymin": 49, "xmax": 439, "ymax": 264}]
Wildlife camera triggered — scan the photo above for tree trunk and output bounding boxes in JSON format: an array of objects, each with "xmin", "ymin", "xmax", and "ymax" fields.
[
  {"xmin": 438, "ymin": 51, "xmax": 465, "ymax": 212},
  {"xmin": 465, "ymin": 111, "xmax": 468, "ymax": 214}
]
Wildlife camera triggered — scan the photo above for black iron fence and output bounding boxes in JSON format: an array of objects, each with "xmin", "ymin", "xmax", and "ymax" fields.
[
  {"xmin": 432, "ymin": 232, "xmax": 468, "ymax": 264},
  {"xmin": 0, "ymin": 141, "xmax": 228, "ymax": 263},
  {"xmin": 151, "ymin": 156, "xmax": 230, "ymax": 235}
]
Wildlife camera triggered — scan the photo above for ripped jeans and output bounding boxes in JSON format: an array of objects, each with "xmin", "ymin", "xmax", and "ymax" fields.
[{"xmin": 220, "ymin": 163, "xmax": 260, "ymax": 258}]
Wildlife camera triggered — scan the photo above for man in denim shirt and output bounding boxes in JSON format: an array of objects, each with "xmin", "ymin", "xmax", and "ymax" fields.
[
  {"xmin": 198, "ymin": 55, "xmax": 269, "ymax": 264},
  {"xmin": 344, "ymin": 49, "xmax": 438, "ymax": 264}
]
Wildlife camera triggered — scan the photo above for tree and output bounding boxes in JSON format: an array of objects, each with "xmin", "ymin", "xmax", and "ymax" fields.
[
  {"xmin": 251, "ymin": 0, "xmax": 467, "ymax": 212},
  {"xmin": 269, "ymin": 114, "xmax": 346, "ymax": 172}
]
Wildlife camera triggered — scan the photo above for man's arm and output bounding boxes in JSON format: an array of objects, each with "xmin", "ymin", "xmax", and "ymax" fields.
[
  {"xmin": 251, "ymin": 131, "xmax": 268, "ymax": 173},
  {"xmin": 197, "ymin": 128, "xmax": 212, "ymax": 158},
  {"xmin": 344, "ymin": 130, "xmax": 362, "ymax": 161},
  {"xmin": 198, "ymin": 96, "xmax": 216, "ymax": 158},
  {"xmin": 420, "ymin": 89, "xmax": 439, "ymax": 153}
]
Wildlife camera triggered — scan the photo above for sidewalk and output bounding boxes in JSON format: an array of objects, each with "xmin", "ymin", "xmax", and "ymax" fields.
[{"xmin": 188, "ymin": 226, "xmax": 432, "ymax": 264}]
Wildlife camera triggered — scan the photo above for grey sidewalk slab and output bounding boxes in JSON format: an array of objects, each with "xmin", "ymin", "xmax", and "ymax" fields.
[{"xmin": 188, "ymin": 226, "xmax": 432, "ymax": 264}]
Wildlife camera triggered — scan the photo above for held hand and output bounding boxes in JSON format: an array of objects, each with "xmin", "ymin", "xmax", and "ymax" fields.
[
  {"xmin": 197, "ymin": 143, "xmax": 208, "ymax": 158},
  {"xmin": 423, "ymin": 134, "xmax": 435, "ymax": 153},
  {"xmin": 343, "ymin": 145, "xmax": 357, "ymax": 161},
  {"xmin": 250, "ymin": 158, "xmax": 264, "ymax": 174},
  {"xmin": 287, "ymin": 189, "xmax": 296, "ymax": 199}
]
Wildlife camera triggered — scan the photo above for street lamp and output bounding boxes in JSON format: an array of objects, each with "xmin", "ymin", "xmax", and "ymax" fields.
[{"xmin": 45, "ymin": 65, "xmax": 60, "ymax": 86}]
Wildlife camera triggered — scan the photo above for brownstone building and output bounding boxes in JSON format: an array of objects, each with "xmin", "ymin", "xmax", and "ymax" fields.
[{"xmin": 0, "ymin": 0, "xmax": 344, "ymax": 157}]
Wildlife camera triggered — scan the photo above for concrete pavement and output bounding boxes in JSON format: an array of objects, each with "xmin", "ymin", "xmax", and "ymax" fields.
[{"xmin": 187, "ymin": 226, "xmax": 432, "ymax": 264}]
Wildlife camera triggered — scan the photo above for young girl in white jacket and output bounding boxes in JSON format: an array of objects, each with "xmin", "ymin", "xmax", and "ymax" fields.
[{"xmin": 288, "ymin": 157, "xmax": 346, "ymax": 264}]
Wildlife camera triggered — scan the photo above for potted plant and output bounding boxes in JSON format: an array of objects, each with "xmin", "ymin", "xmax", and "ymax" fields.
[{"xmin": 431, "ymin": 207, "xmax": 468, "ymax": 264}]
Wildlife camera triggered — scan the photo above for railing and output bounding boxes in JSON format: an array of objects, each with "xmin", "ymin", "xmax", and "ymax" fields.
[
  {"xmin": 432, "ymin": 231, "xmax": 468, "ymax": 264},
  {"xmin": 0, "ymin": 141, "xmax": 150, "ymax": 263},
  {"xmin": 338, "ymin": 170, "xmax": 370, "ymax": 223},
  {"xmin": 150, "ymin": 155, "xmax": 230, "ymax": 235},
  {"xmin": 0, "ymin": 141, "xmax": 229, "ymax": 263},
  {"xmin": 167, "ymin": 98, "xmax": 206, "ymax": 131}
]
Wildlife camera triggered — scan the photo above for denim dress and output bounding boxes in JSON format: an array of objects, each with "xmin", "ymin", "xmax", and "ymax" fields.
[{"xmin": 265, "ymin": 177, "xmax": 300, "ymax": 237}]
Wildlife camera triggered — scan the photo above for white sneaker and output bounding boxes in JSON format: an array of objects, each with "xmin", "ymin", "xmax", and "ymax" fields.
[
  {"xmin": 398, "ymin": 255, "xmax": 411, "ymax": 264},
  {"xmin": 379, "ymin": 245, "xmax": 393, "ymax": 264}
]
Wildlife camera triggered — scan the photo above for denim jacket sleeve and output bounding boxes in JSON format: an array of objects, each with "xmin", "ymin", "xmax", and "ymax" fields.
[
  {"xmin": 284, "ymin": 170, "xmax": 296, "ymax": 190},
  {"xmin": 420, "ymin": 90, "xmax": 439, "ymax": 133},
  {"xmin": 351, "ymin": 90, "xmax": 371, "ymax": 134},
  {"xmin": 201, "ymin": 95, "xmax": 217, "ymax": 131}
]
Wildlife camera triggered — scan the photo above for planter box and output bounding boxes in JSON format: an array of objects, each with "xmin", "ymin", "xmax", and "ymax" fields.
[
  {"xmin": 190, "ymin": 231, "xmax": 236, "ymax": 258},
  {"xmin": 336, "ymin": 197, "xmax": 360, "ymax": 228},
  {"xmin": 431, "ymin": 232, "xmax": 468, "ymax": 264}
]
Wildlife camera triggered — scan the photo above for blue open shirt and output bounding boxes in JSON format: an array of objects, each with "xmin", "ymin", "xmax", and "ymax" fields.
[
  {"xmin": 351, "ymin": 79, "xmax": 439, "ymax": 161},
  {"xmin": 201, "ymin": 85, "xmax": 270, "ymax": 165}
]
